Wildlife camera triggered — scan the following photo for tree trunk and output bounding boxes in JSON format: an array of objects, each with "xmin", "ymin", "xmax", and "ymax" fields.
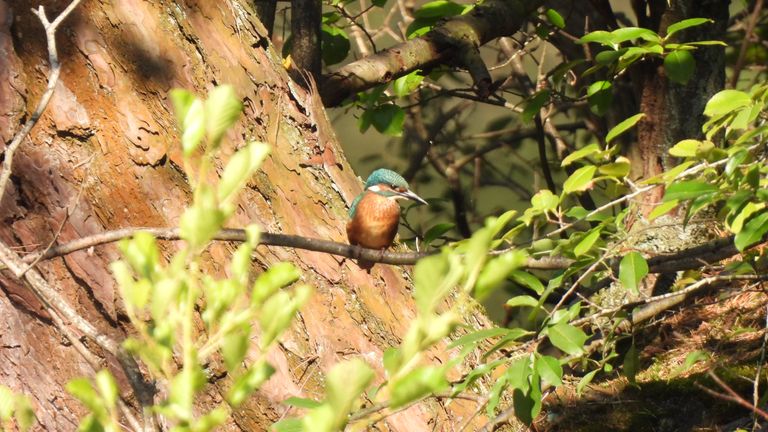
[
  {"xmin": 0, "ymin": 1, "xmax": 489, "ymax": 429},
  {"xmin": 632, "ymin": 0, "xmax": 728, "ymax": 213}
]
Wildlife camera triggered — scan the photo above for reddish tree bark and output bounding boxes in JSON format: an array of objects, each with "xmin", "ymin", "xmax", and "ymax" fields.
[{"xmin": 0, "ymin": 1, "xmax": 491, "ymax": 429}]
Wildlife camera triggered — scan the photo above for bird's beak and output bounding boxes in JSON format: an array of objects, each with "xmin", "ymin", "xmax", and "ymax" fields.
[{"xmin": 399, "ymin": 189, "xmax": 428, "ymax": 205}]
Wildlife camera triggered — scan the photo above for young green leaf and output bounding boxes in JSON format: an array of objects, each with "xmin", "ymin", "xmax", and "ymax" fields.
[
  {"xmin": 664, "ymin": 50, "xmax": 695, "ymax": 84},
  {"xmin": 704, "ymin": 90, "xmax": 752, "ymax": 118},
  {"xmin": 606, "ymin": 113, "xmax": 644, "ymax": 144},
  {"xmin": 574, "ymin": 227, "xmax": 602, "ymax": 257},
  {"xmin": 647, "ymin": 200, "xmax": 679, "ymax": 221},
  {"xmin": 218, "ymin": 141, "xmax": 270, "ymax": 204},
  {"xmin": 563, "ymin": 165, "xmax": 597, "ymax": 194},
  {"xmin": 546, "ymin": 322, "xmax": 587, "ymax": 356},
  {"xmin": 662, "ymin": 181, "xmax": 717, "ymax": 201},
  {"xmin": 393, "ymin": 70, "xmax": 424, "ymax": 97},
  {"xmin": 734, "ymin": 211, "xmax": 768, "ymax": 251},
  {"xmin": 505, "ymin": 295, "xmax": 540, "ymax": 308},
  {"xmin": 666, "ymin": 18, "xmax": 713, "ymax": 39},
  {"xmin": 535, "ymin": 354, "xmax": 563, "ymax": 386},
  {"xmin": 321, "ymin": 24, "xmax": 350, "ymax": 66},
  {"xmin": 205, "ymin": 85, "xmax": 244, "ymax": 148},
  {"xmin": 619, "ymin": 251, "xmax": 648, "ymax": 295},
  {"xmin": 545, "ymin": 8, "xmax": 565, "ymax": 29},
  {"xmin": 182, "ymin": 98, "xmax": 205, "ymax": 155},
  {"xmin": 561, "ymin": 143, "xmax": 600, "ymax": 167},
  {"xmin": 587, "ymin": 81, "xmax": 613, "ymax": 115}
]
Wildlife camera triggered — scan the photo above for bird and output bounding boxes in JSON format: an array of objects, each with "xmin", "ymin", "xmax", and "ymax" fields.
[{"xmin": 347, "ymin": 168, "xmax": 428, "ymax": 250}]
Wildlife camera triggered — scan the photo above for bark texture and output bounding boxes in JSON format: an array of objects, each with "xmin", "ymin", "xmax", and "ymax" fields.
[
  {"xmin": 632, "ymin": 0, "xmax": 728, "ymax": 212},
  {"xmin": 0, "ymin": 1, "xmax": 490, "ymax": 429}
]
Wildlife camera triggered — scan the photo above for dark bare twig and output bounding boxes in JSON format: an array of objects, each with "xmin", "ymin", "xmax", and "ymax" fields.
[
  {"xmin": 696, "ymin": 371, "xmax": 768, "ymax": 421},
  {"xmin": 731, "ymin": 0, "xmax": 764, "ymax": 88},
  {"xmin": 535, "ymin": 114, "xmax": 557, "ymax": 194}
]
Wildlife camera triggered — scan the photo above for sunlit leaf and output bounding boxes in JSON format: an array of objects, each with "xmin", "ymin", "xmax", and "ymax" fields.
[
  {"xmin": 619, "ymin": 252, "xmax": 648, "ymax": 295},
  {"xmin": 606, "ymin": 113, "xmax": 644, "ymax": 144},
  {"xmin": 563, "ymin": 165, "xmax": 597, "ymax": 194},
  {"xmin": 546, "ymin": 322, "xmax": 587, "ymax": 356}
]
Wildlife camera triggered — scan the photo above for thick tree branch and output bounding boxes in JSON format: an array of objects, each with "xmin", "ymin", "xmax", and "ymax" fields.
[{"xmin": 320, "ymin": 0, "xmax": 544, "ymax": 106}]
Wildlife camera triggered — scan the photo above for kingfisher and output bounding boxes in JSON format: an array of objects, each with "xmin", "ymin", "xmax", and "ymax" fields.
[{"xmin": 347, "ymin": 168, "xmax": 428, "ymax": 250}]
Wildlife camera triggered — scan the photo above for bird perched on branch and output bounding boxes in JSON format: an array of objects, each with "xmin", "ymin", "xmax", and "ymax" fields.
[{"xmin": 347, "ymin": 168, "xmax": 427, "ymax": 250}]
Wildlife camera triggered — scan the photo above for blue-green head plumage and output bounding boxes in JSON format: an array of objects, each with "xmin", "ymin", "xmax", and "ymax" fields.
[
  {"xmin": 348, "ymin": 168, "xmax": 426, "ymax": 217},
  {"xmin": 364, "ymin": 169, "xmax": 410, "ymax": 189}
]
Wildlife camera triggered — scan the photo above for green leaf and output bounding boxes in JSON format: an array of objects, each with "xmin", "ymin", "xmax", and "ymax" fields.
[
  {"xmin": 662, "ymin": 181, "xmax": 717, "ymax": 201},
  {"xmin": 704, "ymin": 90, "xmax": 752, "ymax": 118},
  {"xmin": 448, "ymin": 328, "xmax": 529, "ymax": 349},
  {"xmin": 734, "ymin": 211, "xmax": 768, "ymax": 251},
  {"xmin": 272, "ymin": 418, "xmax": 304, "ymax": 432},
  {"xmin": 414, "ymin": 0, "xmax": 466, "ymax": 18},
  {"xmin": 595, "ymin": 49, "xmax": 625, "ymax": 65},
  {"xmin": 510, "ymin": 270, "xmax": 545, "ymax": 295},
  {"xmin": 414, "ymin": 252, "xmax": 458, "ymax": 315},
  {"xmin": 310, "ymin": 359, "xmax": 373, "ymax": 431},
  {"xmin": 619, "ymin": 251, "xmax": 648, "ymax": 295},
  {"xmin": 648, "ymin": 200, "xmax": 679, "ymax": 221},
  {"xmin": 393, "ymin": 70, "xmax": 424, "ymax": 97},
  {"xmin": 623, "ymin": 343, "xmax": 639, "ymax": 384},
  {"xmin": 205, "ymin": 85, "xmax": 244, "ymax": 148},
  {"xmin": 561, "ymin": 143, "xmax": 600, "ymax": 167},
  {"xmin": 598, "ymin": 156, "xmax": 631, "ymax": 178},
  {"xmin": 587, "ymin": 81, "xmax": 613, "ymax": 115},
  {"xmin": 535, "ymin": 354, "xmax": 563, "ymax": 386},
  {"xmin": 95, "ymin": 370, "xmax": 118, "ymax": 410},
  {"xmin": 664, "ymin": 50, "xmax": 695, "ymax": 84},
  {"xmin": 182, "ymin": 98, "xmax": 205, "ymax": 155},
  {"xmin": 474, "ymin": 251, "xmax": 527, "ymax": 301},
  {"xmin": 545, "ymin": 9, "xmax": 565, "ymax": 29},
  {"xmin": 531, "ymin": 189, "xmax": 560, "ymax": 210},
  {"xmin": 252, "ymin": 262, "xmax": 301, "ymax": 306},
  {"xmin": 423, "ymin": 222, "xmax": 455, "ymax": 246},
  {"xmin": 574, "ymin": 227, "xmax": 602, "ymax": 257},
  {"xmin": 505, "ymin": 295, "xmax": 540, "ymax": 308},
  {"xmin": 578, "ymin": 31, "xmax": 615, "ymax": 46},
  {"xmin": 218, "ymin": 141, "xmax": 270, "ymax": 204},
  {"xmin": 730, "ymin": 202, "xmax": 765, "ymax": 234},
  {"xmin": 283, "ymin": 397, "xmax": 322, "ymax": 409},
  {"xmin": 321, "ymin": 24, "xmax": 350, "ymax": 66},
  {"xmin": 666, "ymin": 18, "xmax": 713, "ymax": 39},
  {"xmin": 222, "ymin": 328, "xmax": 250, "ymax": 371},
  {"xmin": 669, "ymin": 139, "xmax": 706, "ymax": 157},
  {"xmin": 389, "ymin": 365, "xmax": 449, "ymax": 408},
  {"xmin": 576, "ymin": 369, "xmax": 599, "ymax": 395},
  {"xmin": 563, "ymin": 165, "xmax": 597, "ymax": 194},
  {"xmin": 66, "ymin": 378, "xmax": 102, "ymax": 414},
  {"xmin": 405, "ymin": 17, "xmax": 438, "ymax": 38},
  {"xmin": 523, "ymin": 90, "xmax": 550, "ymax": 123},
  {"xmin": 611, "ymin": 27, "xmax": 660, "ymax": 44},
  {"xmin": 180, "ymin": 204, "xmax": 226, "ymax": 249},
  {"xmin": 170, "ymin": 89, "xmax": 196, "ymax": 128},
  {"xmin": 606, "ymin": 113, "xmax": 644, "ymax": 144},
  {"xmin": 0, "ymin": 386, "xmax": 13, "ymax": 421},
  {"xmin": 370, "ymin": 104, "xmax": 405, "ymax": 136},
  {"xmin": 228, "ymin": 361, "xmax": 276, "ymax": 406},
  {"xmin": 546, "ymin": 322, "xmax": 587, "ymax": 356},
  {"xmin": 670, "ymin": 350, "xmax": 710, "ymax": 378}
]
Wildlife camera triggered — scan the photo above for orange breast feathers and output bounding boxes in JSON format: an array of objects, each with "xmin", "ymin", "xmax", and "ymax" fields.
[{"xmin": 346, "ymin": 191, "xmax": 402, "ymax": 249}]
